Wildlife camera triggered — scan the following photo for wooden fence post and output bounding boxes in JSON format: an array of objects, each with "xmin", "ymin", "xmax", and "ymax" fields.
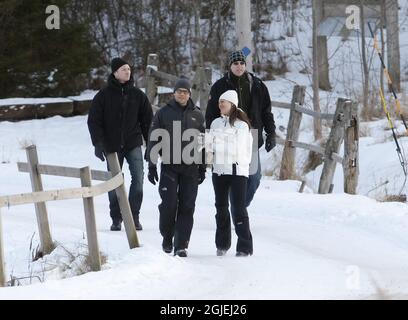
[
  {"xmin": 26, "ymin": 145, "xmax": 54, "ymax": 255},
  {"xmin": 0, "ymin": 208, "xmax": 5, "ymax": 287},
  {"xmin": 146, "ymin": 53, "xmax": 159, "ymax": 106},
  {"xmin": 343, "ymin": 101, "xmax": 359, "ymax": 194},
  {"xmin": 106, "ymin": 153, "xmax": 139, "ymax": 249},
  {"xmin": 298, "ymin": 180, "xmax": 306, "ymax": 193},
  {"xmin": 318, "ymin": 98, "xmax": 348, "ymax": 194},
  {"xmin": 279, "ymin": 85, "xmax": 306, "ymax": 180},
  {"xmin": 80, "ymin": 167, "xmax": 101, "ymax": 272}
]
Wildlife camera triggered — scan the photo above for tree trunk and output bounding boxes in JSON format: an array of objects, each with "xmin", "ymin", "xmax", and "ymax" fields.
[
  {"xmin": 193, "ymin": 0, "xmax": 204, "ymax": 68},
  {"xmin": 360, "ymin": 1, "xmax": 370, "ymax": 120},
  {"xmin": 317, "ymin": 36, "xmax": 331, "ymax": 91},
  {"xmin": 380, "ymin": 2, "xmax": 385, "ymax": 96},
  {"xmin": 385, "ymin": 0, "xmax": 401, "ymax": 92},
  {"xmin": 290, "ymin": 0, "xmax": 297, "ymax": 37},
  {"xmin": 312, "ymin": 0, "xmax": 322, "ymax": 141}
]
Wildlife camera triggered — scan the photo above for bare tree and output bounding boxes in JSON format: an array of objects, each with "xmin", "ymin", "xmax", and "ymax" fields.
[
  {"xmin": 385, "ymin": 0, "xmax": 401, "ymax": 92},
  {"xmin": 360, "ymin": 1, "xmax": 369, "ymax": 119},
  {"xmin": 312, "ymin": 0, "xmax": 322, "ymax": 141},
  {"xmin": 380, "ymin": 1, "xmax": 385, "ymax": 97},
  {"xmin": 193, "ymin": 0, "xmax": 204, "ymax": 68}
]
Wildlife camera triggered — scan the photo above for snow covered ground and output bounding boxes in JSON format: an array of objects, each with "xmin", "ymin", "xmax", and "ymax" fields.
[
  {"xmin": 1, "ymin": 115, "xmax": 408, "ymax": 300},
  {"xmin": 2, "ymin": 0, "xmax": 408, "ymax": 301}
]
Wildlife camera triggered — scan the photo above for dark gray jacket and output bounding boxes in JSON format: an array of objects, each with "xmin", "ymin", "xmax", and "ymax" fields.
[{"xmin": 146, "ymin": 98, "xmax": 205, "ymax": 175}]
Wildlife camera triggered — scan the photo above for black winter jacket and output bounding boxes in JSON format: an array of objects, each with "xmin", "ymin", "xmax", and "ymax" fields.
[
  {"xmin": 146, "ymin": 98, "xmax": 205, "ymax": 175},
  {"xmin": 205, "ymin": 72, "xmax": 276, "ymax": 148},
  {"xmin": 88, "ymin": 74, "xmax": 153, "ymax": 153}
]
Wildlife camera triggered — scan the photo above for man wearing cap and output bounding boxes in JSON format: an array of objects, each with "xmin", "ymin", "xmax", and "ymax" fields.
[
  {"xmin": 88, "ymin": 57, "xmax": 153, "ymax": 231},
  {"xmin": 205, "ymin": 50, "xmax": 276, "ymax": 208},
  {"xmin": 146, "ymin": 78, "xmax": 206, "ymax": 257}
]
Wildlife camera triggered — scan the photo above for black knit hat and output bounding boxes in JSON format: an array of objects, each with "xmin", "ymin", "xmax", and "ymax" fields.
[
  {"xmin": 174, "ymin": 78, "xmax": 191, "ymax": 93},
  {"xmin": 111, "ymin": 57, "xmax": 129, "ymax": 73},
  {"xmin": 228, "ymin": 50, "xmax": 246, "ymax": 66}
]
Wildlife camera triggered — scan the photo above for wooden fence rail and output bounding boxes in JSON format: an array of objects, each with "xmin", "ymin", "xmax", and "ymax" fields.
[
  {"xmin": 0, "ymin": 173, "xmax": 123, "ymax": 208},
  {"xmin": 0, "ymin": 145, "xmax": 139, "ymax": 287},
  {"xmin": 272, "ymin": 100, "xmax": 335, "ymax": 120},
  {"xmin": 17, "ymin": 163, "xmax": 112, "ymax": 181}
]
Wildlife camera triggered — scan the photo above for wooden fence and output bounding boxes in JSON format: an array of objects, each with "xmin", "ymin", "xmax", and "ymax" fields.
[
  {"xmin": 0, "ymin": 145, "xmax": 140, "ymax": 287},
  {"xmin": 145, "ymin": 53, "xmax": 212, "ymax": 112},
  {"xmin": 275, "ymin": 85, "xmax": 359, "ymax": 194}
]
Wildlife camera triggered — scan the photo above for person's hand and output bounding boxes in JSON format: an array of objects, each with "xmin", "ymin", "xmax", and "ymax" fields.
[
  {"xmin": 265, "ymin": 134, "xmax": 276, "ymax": 152},
  {"xmin": 148, "ymin": 166, "xmax": 159, "ymax": 185},
  {"xmin": 94, "ymin": 144, "xmax": 105, "ymax": 161},
  {"xmin": 198, "ymin": 166, "xmax": 206, "ymax": 185}
]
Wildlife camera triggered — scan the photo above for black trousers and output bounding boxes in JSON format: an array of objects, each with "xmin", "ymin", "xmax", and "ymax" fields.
[
  {"xmin": 158, "ymin": 165, "xmax": 199, "ymax": 251},
  {"xmin": 212, "ymin": 174, "xmax": 253, "ymax": 254}
]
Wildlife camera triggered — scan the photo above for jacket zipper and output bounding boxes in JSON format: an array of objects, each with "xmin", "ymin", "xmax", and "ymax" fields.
[{"xmin": 120, "ymin": 88, "xmax": 125, "ymax": 149}]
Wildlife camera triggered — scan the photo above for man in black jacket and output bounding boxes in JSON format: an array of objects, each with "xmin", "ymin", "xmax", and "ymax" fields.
[
  {"xmin": 146, "ymin": 78, "xmax": 206, "ymax": 257},
  {"xmin": 205, "ymin": 50, "xmax": 276, "ymax": 208},
  {"xmin": 88, "ymin": 57, "xmax": 153, "ymax": 231}
]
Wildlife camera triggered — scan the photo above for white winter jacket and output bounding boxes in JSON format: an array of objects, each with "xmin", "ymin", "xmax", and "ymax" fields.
[{"xmin": 206, "ymin": 116, "xmax": 253, "ymax": 177}]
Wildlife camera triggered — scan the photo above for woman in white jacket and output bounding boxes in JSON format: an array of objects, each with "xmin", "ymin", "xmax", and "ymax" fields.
[{"xmin": 206, "ymin": 90, "xmax": 253, "ymax": 257}]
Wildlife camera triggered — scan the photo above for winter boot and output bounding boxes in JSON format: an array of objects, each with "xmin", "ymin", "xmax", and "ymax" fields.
[
  {"xmin": 133, "ymin": 215, "xmax": 143, "ymax": 231},
  {"xmin": 174, "ymin": 249, "xmax": 188, "ymax": 257},
  {"xmin": 162, "ymin": 237, "xmax": 173, "ymax": 253},
  {"xmin": 236, "ymin": 251, "xmax": 250, "ymax": 257},
  {"xmin": 216, "ymin": 249, "xmax": 228, "ymax": 256},
  {"xmin": 110, "ymin": 219, "xmax": 122, "ymax": 231}
]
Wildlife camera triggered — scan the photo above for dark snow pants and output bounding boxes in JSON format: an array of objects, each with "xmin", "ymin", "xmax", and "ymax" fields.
[
  {"xmin": 212, "ymin": 174, "xmax": 253, "ymax": 255},
  {"xmin": 158, "ymin": 165, "xmax": 199, "ymax": 251}
]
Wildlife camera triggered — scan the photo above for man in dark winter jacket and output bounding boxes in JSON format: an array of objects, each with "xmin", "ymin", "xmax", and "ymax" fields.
[
  {"xmin": 88, "ymin": 57, "xmax": 153, "ymax": 232},
  {"xmin": 146, "ymin": 78, "xmax": 206, "ymax": 257},
  {"xmin": 205, "ymin": 50, "xmax": 276, "ymax": 208}
]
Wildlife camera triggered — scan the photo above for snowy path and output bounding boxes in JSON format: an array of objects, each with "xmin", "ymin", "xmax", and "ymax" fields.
[{"xmin": 1, "ymin": 116, "xmax": 408, "ymax": 299}]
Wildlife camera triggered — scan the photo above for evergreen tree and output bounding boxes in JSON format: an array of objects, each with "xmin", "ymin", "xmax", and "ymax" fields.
[{"xmin": 0, "ymin": 0, "xmax": 101, "ymax": 98}]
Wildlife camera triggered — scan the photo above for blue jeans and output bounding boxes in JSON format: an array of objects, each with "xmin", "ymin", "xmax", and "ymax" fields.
[
  {"xmin": 108, "ymin": 146, "xmax": 144, "ymax": 222},
  {"xmin": 230, "ymin": 149, "xmax": 261, "ymax": 212}
]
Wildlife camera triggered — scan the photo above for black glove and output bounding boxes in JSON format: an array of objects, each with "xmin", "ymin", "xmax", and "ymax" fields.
[
  {"xmin": 198, "ymin": 166, "xmax": 206, "ymax": 185},
  {"xmin": 94, "ymin": 144, "xmax": 105, "ymax": 162},
  {"xmin": 148, "ymin": 166, "xmax": 159, "ymax": 185},
  {"xmin": 265, "ymin": 134, "xmax": 276, "ymax": 152}
]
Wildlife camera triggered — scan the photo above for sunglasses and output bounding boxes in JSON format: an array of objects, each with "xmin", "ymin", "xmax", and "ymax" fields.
[
  {"xmin": 175, "ymin": 89, "xmax": 190, "ymax": 95},
  {"xmin": 233, "ymin": 61, "xmax": 245, "ymax": 66}
]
